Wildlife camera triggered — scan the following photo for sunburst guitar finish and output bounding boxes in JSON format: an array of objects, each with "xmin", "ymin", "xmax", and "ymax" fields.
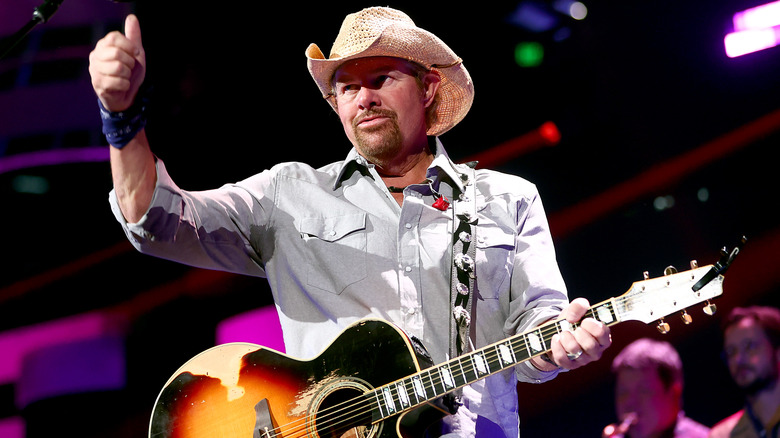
[{"xmin": 149, "ymin": 319, "xmax": 443, "ymax": 438}]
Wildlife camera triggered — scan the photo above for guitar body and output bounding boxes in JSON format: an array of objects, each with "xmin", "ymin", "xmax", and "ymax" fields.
[{"xmin": 149, "ymin": 319, "xmax": 446, "ymax": 438}]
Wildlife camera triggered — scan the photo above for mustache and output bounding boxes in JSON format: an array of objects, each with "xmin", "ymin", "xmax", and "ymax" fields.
[
  {"xmin": 734, "ymin": 365, "xmax": 757, "ymax": 377},
  {"xmin": 353, "ymin": 108, "xmax": 398, "ymax": 129}
]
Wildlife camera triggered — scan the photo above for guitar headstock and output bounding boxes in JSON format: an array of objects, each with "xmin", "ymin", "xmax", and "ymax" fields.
[{"xmin": 614, "ymin": 261, "xmax": 724, "ymax": 332}]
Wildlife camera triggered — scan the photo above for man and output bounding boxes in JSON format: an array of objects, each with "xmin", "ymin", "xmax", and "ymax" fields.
[
  {"xmin": 604, "ymin": 338, "xmax": 709, "ymax": 438},
  {"xmin": 709, "ymin": 306, "xmax": 780, "ymax": 438},
  {"xmin": 88, "ymin": 7, "xmax": 611, "ymax": 437}
]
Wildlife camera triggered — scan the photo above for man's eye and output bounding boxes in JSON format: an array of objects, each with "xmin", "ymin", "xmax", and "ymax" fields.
[
  {"xmin": 375, "ymin": 75, "xmax": 390, "ymax": 86},
  {"xmin": 338, "ymin": 84, "xmax": 359, "ymax": 94}
]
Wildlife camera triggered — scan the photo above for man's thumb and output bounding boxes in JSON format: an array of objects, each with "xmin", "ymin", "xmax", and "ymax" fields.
[{"xmin": 124, "ymin": 14, "xmax": 143, "ymax": 54}]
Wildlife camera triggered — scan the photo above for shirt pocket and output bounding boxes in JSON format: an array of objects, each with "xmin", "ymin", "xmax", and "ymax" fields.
[
  {"xmin": 298, "ymin": 212, "xmax": 367, "ymax": 294},
  {"xmin": 474, "ymin": 222, "xmax": 516, "ymax": 300}
]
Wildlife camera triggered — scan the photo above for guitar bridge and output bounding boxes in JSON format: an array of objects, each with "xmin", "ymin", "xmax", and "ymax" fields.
[{"xmin": 254, "ymin": 398, "xmax": 278, "ymax": 438}]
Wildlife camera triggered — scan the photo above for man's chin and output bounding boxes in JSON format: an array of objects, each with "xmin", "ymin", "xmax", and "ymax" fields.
[
  {"xmin": 736, "ymin": 375, "xmax": 771, "ymax": 395},
  {"xmin": 356, "ymin": 145, "xmax": 401, "ymax": 166},
  {"xmin": 355, "ymin": 129, "xmax": 403, "ymax": 163}
]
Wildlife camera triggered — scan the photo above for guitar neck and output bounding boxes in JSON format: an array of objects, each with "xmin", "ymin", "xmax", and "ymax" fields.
[
  {"xmin": 368, "ymin": 264, "xmax": 724, "ymax": 423},
  {"xmin": 368, "ymin": 300, "xmax": 619, "ymax": 422}
]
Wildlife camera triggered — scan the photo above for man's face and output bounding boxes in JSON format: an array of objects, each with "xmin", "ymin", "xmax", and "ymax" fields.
[
  {"xmin": 332, "ymin": 57, "xmax": 438, "ymax": 168},
  {"xmin": 615, "ymin": 367, "xmax": 680, "ymax": 438},
  {"xmin": 723, "ymin": 318, "xmax": 779, "ymax": 395}
]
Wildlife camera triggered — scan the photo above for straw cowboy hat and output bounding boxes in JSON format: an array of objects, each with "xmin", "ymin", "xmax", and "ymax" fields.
[{"xmin": 306, "ymin": 6, "xmax": 474, "ymax": 136}]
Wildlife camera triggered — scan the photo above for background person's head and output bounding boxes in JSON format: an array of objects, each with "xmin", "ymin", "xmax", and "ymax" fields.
[
  {"xmin": 721, "ymin": 306, "xmax": 780, "ymax": 396},
  {"xmin": 611, "ymin": 338, "xmax": 685, "ymax": 438}
]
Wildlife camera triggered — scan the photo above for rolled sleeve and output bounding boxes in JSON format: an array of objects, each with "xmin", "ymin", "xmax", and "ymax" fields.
[
  {"xmin": 108, "ymin": 159, "xmax": 182, "ymax": 245},
  {"xmin": 108, "ymin": 158, "xmax": 267, "ymax": 276}
]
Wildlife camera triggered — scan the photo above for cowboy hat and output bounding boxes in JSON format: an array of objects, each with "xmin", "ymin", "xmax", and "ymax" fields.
[{"xmin": 306, "ymin": 6, "xmax": 474, "ymax": 136}]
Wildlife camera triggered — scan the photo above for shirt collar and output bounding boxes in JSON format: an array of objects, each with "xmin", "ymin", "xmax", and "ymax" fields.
[
  {"xmin": 333, "ymin": 147, "xmax": 367, "ymax": 190},
  {"xmin": 333, "ymin": 137, "xmax": 471, "ymax": 192}
]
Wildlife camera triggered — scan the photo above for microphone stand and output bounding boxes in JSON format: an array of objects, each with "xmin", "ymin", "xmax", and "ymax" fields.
[{"xmin": 0, "ymin": 0, "xmax": 64, "ymax": 60}]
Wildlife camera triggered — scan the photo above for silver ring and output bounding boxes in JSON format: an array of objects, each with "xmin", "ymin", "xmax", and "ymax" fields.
[{"xmin": 566, "ymin": 350, "xmax": 583, "ymax": 361}]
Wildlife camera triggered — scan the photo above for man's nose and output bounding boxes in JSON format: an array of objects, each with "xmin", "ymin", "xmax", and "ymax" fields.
[
  {"xmin": 356, "ymin": 87, "xmax": 380, "ymax": 110},
  {"xmin": 617, "ymin": 395, "xmax": 637, "ymax": 410}
]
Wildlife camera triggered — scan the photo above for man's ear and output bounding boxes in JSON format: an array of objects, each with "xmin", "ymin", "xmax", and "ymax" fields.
[
  {"xmin": 670, "ymin": 381, "xmax": 684, "ymax": 402},
  {"xmin": 422, "ymin": 71, "xmax": 441, "ymax": 108}
]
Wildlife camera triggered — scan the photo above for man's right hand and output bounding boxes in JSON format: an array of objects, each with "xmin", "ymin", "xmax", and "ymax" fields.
[{"xmin": 89, "ymin": 14, "xmax": 146, "ymax": 112}]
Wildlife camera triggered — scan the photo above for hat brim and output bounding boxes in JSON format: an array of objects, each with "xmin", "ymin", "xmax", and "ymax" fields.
[{"xmin": 306, "ymin": 24, "xmax": 474, "ymax": 136}]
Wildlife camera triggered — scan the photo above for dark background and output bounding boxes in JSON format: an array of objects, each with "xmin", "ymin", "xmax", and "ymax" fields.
[{"xmin": 1, "ymin": 0, "xmax": 778, "ymax": 436}]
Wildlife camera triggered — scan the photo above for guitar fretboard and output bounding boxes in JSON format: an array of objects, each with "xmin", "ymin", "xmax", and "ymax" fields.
[
  {"xmin": 365, "ymin": 263, "xmax": 725, "ymax": 424},
  {"xmin": 369, "ymin": 300, "xmax": 620, "ymax": 421}
]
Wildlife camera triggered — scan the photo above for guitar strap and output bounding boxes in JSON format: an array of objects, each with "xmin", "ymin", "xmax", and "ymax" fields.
[{"xmin": 445, "ymin": 162, "xmax": 478, "ymax": 413}]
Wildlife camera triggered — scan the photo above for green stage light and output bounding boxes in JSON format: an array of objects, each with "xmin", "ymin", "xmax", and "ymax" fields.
[{"xmin": 515, "ymin": 41, "xmax": 544, "ymax": 67}]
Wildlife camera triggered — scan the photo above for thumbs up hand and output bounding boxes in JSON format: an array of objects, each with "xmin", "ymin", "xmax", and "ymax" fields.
[{"xmin": 89, "ymin": 14, "xmax": 146, "ymax": 112}]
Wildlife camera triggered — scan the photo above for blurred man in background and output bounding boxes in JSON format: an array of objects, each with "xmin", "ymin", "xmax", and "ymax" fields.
[
  {"xmin": 709, "ymin": 306, "xmax": 780, "ymax": 438},
  {"xmin": 604, "ymin": 338, "xmax": 709, "ymax": 438}
]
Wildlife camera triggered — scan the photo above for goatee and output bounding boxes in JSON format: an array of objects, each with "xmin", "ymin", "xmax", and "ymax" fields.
[
  {"xmin": 736, "ymin": 368, "xmax": 775, "ymax": 396},
  {"xmin": 353, "ymin": 109, "xmax": 403, "ymax": 167}
]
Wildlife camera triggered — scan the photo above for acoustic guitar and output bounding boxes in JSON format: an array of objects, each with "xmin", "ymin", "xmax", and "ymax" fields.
[{"xmin": 149, "ymin": 260, "xmax": 729, "ymax": 438}]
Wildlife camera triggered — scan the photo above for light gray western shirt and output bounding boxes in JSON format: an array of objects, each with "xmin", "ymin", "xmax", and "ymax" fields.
[{"xmin": 109, "ymin": 138, "xmax": 568, "ymax": 437}]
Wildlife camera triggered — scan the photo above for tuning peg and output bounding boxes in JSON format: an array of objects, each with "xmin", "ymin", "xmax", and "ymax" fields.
[
  {"xmin": 690, "ymin": 260, "xmax": 698, "ymax": 269},
  {"xmin": 643, "ymin": 271, "xmax": 650, "ymax": 280},
  {"xmin": 680, "ymin": 310, "xmax": 693, "ymax": 324},
  {"xmin": 662, "ymin": 266, "xmax": 676, "ymax": 286},
  {"xmin": 703, "ymin": 300, "xmax": 717, "ymax": 316},
  {"xmin": 657, "ymin": 319, "xmax": 671, "ymax": 334}
]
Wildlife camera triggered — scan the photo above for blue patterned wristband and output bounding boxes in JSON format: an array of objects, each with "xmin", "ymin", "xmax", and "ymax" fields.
[{"xmin": 98, "ymin": 90, "xmax": 149, "ymax": 149}]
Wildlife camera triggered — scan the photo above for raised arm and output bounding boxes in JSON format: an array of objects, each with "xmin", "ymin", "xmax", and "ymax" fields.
[{"xmin": 89, "ymin": 14, "xmax": 155, "ymax": 223}]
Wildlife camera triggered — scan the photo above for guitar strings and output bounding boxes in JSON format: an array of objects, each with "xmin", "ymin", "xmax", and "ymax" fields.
[
  {"xmin": 281, "ymin": 285, "xmax": 705, "ymax": 435},
  {"xmin": 265, "ymin": 337, "xmax": 536, "ymax": 436},
  {"xmin": 310, "ymin": 291, "xmax": 694, "ymax": 437},
  {"xmin": 267, "ymin": 346, "xmax": 509, "ymax": 437},
  {"xmin": 269, "ymin": 300, "xmax": 625, "ymax": 436},
  {"xmin": 274, "ymin": 312, "xmax": 590, "ymax": 437}
]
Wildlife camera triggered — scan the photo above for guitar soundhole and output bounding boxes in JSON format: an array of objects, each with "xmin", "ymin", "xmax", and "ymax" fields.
[{"xmin": 311, "ymin": 380, "xmax": 377, "ymax": 438}]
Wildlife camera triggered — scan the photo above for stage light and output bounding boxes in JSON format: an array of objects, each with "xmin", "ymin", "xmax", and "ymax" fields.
[
  {"xmin": 724, "ymin": 27, "xmax": 780, "ymax": 57},
  {"xmin": 697, "ymin": 187, "xmax": 710, "ymax": 203},
  {"xmin": 460, "ymin": 121, "xmax": 560, "ymax": 168},
  {"xmin": 216, "ymin": 306, "xmax": 285, "ymax": 352},
  {"xmin": 12, "ymin": 175, "xmax": 49, "ymax": 194},
  {"xmin": 733, "ymin": 0, "xmax": 780, "ymax": 31},
  {"xmin": 0, "ymin": 418, "xmax": 23, "ymax": 438},
  {"xmin": 508, "ymin": 1, "xmax": 559, "ymax": 33},
  {"xmin": 653, "ymin": 195, "xmax": 675, "ymax": 212},
  {"xmin": 553, "ymin": 0, "xmax": 588, "ymax": 20},
  {"xmin": 515, "ymin": 41, "xmax": 545, "ymax": 67},
  {"xmin": 725, "ymin": 1, "xmax": 780, "ymax": 57}
]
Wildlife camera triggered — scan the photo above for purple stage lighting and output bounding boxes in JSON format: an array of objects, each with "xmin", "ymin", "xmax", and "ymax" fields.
[{"xmin": 725, "ymin": 1, "xmax": 780, "ymax": 57}]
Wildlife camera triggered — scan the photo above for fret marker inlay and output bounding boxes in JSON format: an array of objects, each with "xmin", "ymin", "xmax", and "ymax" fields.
[
  {"xmin": 498, "ymin": 343, "xmax": 513, "ymax": 364},
  {"xmin": 382, "ymin": 387, "xmax": 396, "ymax": 413},
  {"xmin": 412, "ymin": 376, "xmax": 425, "ymax": 399},
  {"xmin": 473, "ymin": 353, "xmax": 488, "ymax": 375},
  {"xmin": 597, "ymin": 306, "xmax": 614, "ymax": 323},
  {"xmin": 396, "ymin": 383, "xmax": 410, "ymax": 407},
  {"xmin": 528, "ymin": 333, "xmax": 542, "ymax": 352},
  {"xmin": 440, "ymin": 367, "xmax": 455, "ymax": 389}
]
